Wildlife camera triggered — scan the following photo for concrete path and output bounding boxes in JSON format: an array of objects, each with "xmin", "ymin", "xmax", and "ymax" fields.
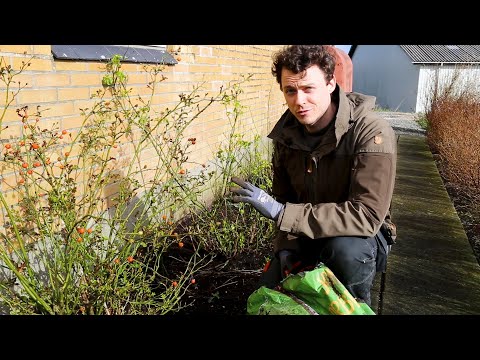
[{"xmin": 371, "ymin": 133, "xmax": 480, "ymax": 314}]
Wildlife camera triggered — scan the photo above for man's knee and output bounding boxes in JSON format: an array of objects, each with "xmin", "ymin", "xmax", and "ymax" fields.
[{"xmin": 320, "ymin": 236, "xmax": 377, "ymax": 304}]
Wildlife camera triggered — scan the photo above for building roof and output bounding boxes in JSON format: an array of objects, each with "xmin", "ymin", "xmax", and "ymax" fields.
[{"xmin": 400, "ymin": 45, "xmax": 480, "ymax": 64}]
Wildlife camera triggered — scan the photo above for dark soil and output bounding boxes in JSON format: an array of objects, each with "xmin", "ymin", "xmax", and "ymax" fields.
[
  {"xmin": 179, "ymin": 253, "xmax": 264, "ymax": 315},
  {"xmin": 174, "ymin": 247, "xmax": 271, "ymax": 315}
]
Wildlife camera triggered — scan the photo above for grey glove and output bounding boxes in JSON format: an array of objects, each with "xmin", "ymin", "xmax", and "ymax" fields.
[{"xmin": 230, "ymin": 176, "xmax": 285, "ymax": 221}]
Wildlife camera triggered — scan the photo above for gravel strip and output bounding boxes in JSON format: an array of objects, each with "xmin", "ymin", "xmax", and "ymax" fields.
[{"xmin": 377, "ymin": 111, "xmax": 426, "ymax": 136}]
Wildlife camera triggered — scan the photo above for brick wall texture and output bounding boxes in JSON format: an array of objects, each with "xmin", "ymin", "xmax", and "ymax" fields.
[{"xmin": 0, "ymin": 45, "xmax": 287, "ymax": 220}]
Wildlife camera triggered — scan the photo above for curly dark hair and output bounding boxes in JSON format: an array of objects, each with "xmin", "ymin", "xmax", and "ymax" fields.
[{"xmin": 271, "ymin": 45, "xmax": 336, "ymax": 89}]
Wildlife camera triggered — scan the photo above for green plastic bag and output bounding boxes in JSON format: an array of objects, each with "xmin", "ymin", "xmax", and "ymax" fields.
[{"xmin": 247, "ymin": 263, "xmax": 375, "ymax": 315}]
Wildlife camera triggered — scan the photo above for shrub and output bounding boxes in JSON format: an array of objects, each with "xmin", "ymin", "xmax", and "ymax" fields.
[
  {"xmin": 0, "ymin": 54, "xmax": 268, "ymax": 314},
  {"xmin": 425, "ymin": 70, "xmax": 480, "ymax": 198}
]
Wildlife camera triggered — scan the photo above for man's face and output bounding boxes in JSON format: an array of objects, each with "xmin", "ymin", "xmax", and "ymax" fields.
[{"xmin": 281, "ymin": 65, "xmax": 336, "ymax": 132}]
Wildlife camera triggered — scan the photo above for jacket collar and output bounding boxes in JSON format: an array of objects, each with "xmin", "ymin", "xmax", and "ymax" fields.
[{"xmin": 334, "ymin": 85, "xmax": 354, "ymax": 146}]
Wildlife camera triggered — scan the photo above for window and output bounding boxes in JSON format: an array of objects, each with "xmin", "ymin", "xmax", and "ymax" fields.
[{"xmin": 51, "ymin": 45, "xmax": 177, "ymax": 65}]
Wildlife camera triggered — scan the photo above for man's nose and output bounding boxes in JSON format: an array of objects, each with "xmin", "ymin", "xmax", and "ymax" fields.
[{"xmin": 294, "ymin": 91, "xmax": 306, "ymax": 105}]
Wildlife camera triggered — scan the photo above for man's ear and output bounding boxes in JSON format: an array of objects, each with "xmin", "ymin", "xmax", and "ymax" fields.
[{"xmin": 327, "ymin": 74, "xmax": 336, "ymax": 94}]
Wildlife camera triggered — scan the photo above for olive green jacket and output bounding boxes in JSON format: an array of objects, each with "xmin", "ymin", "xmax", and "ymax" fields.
[{"xmin": 268, "ymin": 85, "xmax": 397, "ymax": 253}]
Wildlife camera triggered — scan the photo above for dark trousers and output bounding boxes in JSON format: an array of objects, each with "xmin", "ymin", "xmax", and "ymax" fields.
[{"xmin": 258, "ymin": 232, "xmax": 387, "ymax": 307}]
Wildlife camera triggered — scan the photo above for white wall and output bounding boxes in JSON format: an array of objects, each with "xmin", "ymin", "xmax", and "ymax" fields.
[
  {"xmin": 352, "ymin": 45, "xmax": 420, "ymax": 112},
  {"xmin": 417, "ymin": 64, "xmax": 480, "ymax": 113}
]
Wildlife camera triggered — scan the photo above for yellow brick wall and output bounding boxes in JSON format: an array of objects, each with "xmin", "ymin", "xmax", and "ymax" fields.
[{"xmin": 0, "ymin": 44, "xmax": 287, "ymax": 224}]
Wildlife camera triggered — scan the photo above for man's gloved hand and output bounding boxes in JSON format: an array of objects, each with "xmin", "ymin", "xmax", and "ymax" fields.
[{"xmin": 230, "ymin": 176, "xmax": 285, "ymax": 221}]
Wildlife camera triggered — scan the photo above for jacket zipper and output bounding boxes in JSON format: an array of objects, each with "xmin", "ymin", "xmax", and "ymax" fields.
[{"xmin": 306, "ymin": 155, "xmax": 318, "ymax": 200}]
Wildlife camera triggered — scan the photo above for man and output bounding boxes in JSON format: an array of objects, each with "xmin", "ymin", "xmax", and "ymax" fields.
[{"xmin": 230, "ymin": 45, "xmax": 397, "ymax": 306}]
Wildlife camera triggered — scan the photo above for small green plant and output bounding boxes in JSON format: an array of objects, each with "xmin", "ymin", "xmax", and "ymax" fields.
[
  {"xmin": 101, "ymin": 54, "xmax": 127, "ymax": 87},
  {"xmin": 415, "ymin": 114, "xmax": 429, "ymax": 130},
  {"xmin": 179, "ymin": 77, "xmax": 275, "ymax": 258},
  {"xmin": 208, "ymin": 291, "xmax": 220, "ymax": 303},
  {"xmin": 374, "ymin": 105, "xmax": 391, "ymax": 112}
]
